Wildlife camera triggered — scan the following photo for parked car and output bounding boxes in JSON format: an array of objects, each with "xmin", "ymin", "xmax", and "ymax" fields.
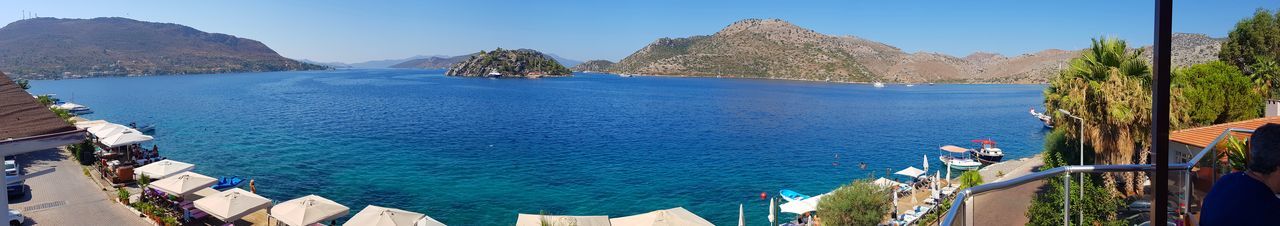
[
  {"xmin": 7, "ymin": 209, "xmax": 23, "ymax": 226},
  {"xmin": 4, "ymin": 160, "xmax": 22, "ymax": 197}
]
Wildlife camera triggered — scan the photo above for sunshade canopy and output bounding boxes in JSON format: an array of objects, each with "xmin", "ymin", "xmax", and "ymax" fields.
[
  {"xmin": 894, "ymin": 166, "xmax": 925, "ymax": 178},
  {"xmin": 780, "ymin": 193, "xmax": 828, "ymax": 214},
  {"xmin": 271, "ymin": 194, "xmax": 351, "ymax": 226},
  {"xmin": 515, "ymin": 214, "xmax": 610, "ymax": 226},
  {"xmin": 87, "ymin": 123, "xmax": 128, "ymax": 138},
  {"xmin": 940, "ymin": 145, "xmax": 969, "ymax": 153},
  {"xmin": 74, "ymin": 120, "xmax": 108, "ymax": 130},
  {"xmin": 344, "ymin": 205, "xmax": 444, "ymax": 226},
  {"xmin": 98, "ymin": 128, "xmax": 152, "ymax": 148},
  {"xmin": 135, "ymin": 159, "xmax": 194, "ymax": 179},
  {"xmin": 150, "ymin": 171, "xmax": 217, "ymax": 196},
  {"xmin": 610, "ymin": 207, "xmax": 713, "ymax": 226},
  {"xmin": 194, "ymin": 188, "xmax": 271, "ymax": 222},
  {"xmin": 873, "ymin": 177, "xmax": 906, "ymax": 188}
]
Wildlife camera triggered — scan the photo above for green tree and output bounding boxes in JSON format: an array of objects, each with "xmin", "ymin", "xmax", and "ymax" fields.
[
  {"xmin": 1043, "ymin": 37, "xmax": 1151, "ymax": 195},
  {"xmin": 1249, "ymin": 58, "xmax": 1280, "ymax": 99},
  {"xmin": 1172, "ymin": 61, "xmax": 1262, "ymax": 128},
  {"xmin": 957, "ymin": 170, "xmax": 983, "ymax": 188},
  {"xmin": 1220, "ymin": 8, "xmax": 1280, "ymax": 72},
  {"xmin": 817, "ymin": 180, "xmax": 892, "ymax": 226}
]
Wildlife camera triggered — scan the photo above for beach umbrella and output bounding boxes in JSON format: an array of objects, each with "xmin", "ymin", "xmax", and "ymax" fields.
[
  {"xmin": 515, "ymin": 214, "xmax": 610, "ymax": 226},
  {"xmin": 135, "ymin": 159, "xmax": 194, "ymax": 179},
  {"xmin": 780, "ymin": 193, "xmax": 826, "ymax": 214},
  {"xmin": 271, "ymin": 194, "xmax": 350, "ymax": 226},
  {"xmin": 98, "ymin": 128, "xmax": 152, "ymax": 148},
  {"xmin": 894, "ymin": 167, "xmax": 925, "ymax": 178},
  {"xmin": 738, "ymin": 204, "xmax": 745, "ymax": 226},
  {"xmin": 873, "ymin": 177, "xmax": 906, "ymax": 189},
  {"xmin": 610, "ymin": 207, "xmax": 713, "ymax": 226},
  {"xmin": 149, "ymin": 171, "xmax": 217, "ymax": 197},
  {"xmin": 768, "ymin": 197, "xmax": 776, "ymax": 225},
  {"xmin": 344, "ymin": 205, "xmax": 443, "ymax": 226},
  {"xmin": 923, "ymin": 154, "xmax": 929, "ymax": 171},
  {"xmin": 193, "ymin": 188, "xmax": 271, "ymax": 222}
]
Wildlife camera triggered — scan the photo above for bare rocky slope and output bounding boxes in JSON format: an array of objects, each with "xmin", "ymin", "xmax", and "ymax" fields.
[
  {"xmin": 444, "ymin": 48, "xmax": 572, "ymax": 78},
  {"xmin": 611, "ymin": 19, "xmax": 1222, "ymax": 84},
  {"xmin": 569, "ymin": 60, "xmax": 616, "ymax": 72}
]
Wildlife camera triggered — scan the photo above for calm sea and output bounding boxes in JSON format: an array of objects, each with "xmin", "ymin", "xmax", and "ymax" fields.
[{"xmin": 30, "ymin": 69, "xmax": 1047, "ymax": 225}]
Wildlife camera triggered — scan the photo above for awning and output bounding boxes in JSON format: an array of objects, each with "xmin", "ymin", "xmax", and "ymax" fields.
[
  {"xmin": 895, "ymin": 166, "xmax": 925, "ymax": 178},
  {"xmin": 271, "ymin": 194, "xmax": 351, "ymax": 226},
  {"xmin": 87, "ymin": 123, "xmax": 128, "ymax": 138},
  {"xmin": 873, "ymin": 177, "xmax": 905, "ymax": 188},
  {"xmin": 610, "ymin": 207, "xmax": 713, "ymax": 226},
  {"xmin": 150, "ymin": 171, "xmax": 217, "ymax": 197},
  {"xmin": 343, "ymin": 205, "xmax": 445, "ymax": 226},
  {"xmin": 74, "ymin": 120, "xmax": 108, "ymax": 130},
  {"xmin": 780, "ymin": 193, "xmax": 828, "ymax": 214},
  {"xmin": 940, "ymin": 145, "xmax": 969, "ymax": 153},
  {"xmin": 194, "ymin": 188, "xmax": 271, "ymax": 222},
  {"xmin": 516, "ymin": 214, "xmax": 611, "ymax": 226},
  {"xmin": 135, "ymin": 159, "xmax": 194, "ymax": 179}
]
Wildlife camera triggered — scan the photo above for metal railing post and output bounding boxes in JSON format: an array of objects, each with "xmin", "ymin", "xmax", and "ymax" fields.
[
  {"xmin": 1063, "ymin": 174, "xmax": 1070, "ymax": 226},
  {"xmin": 965, "ymin": 192, "xmax": 972, "ymax": 226}
]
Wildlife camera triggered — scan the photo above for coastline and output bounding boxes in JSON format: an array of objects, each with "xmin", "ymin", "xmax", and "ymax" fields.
[{"xmin": 602, "ymin": 72, "xmax": 1047, "ymax": 85}]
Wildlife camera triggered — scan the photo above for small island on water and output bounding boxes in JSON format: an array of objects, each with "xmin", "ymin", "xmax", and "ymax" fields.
[{"xmin": 444, "ymin": 48, "xmax": 573, "ymax": 78}]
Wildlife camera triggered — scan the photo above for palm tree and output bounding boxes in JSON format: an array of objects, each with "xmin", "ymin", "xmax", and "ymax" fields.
[
  {"xmin": 1249, "ymin": 58, "xmax": 1280, "ymax": 99},
  {"xmin": 1043, "ymin": 37, "xmax": 1152, "ymax": 196}
]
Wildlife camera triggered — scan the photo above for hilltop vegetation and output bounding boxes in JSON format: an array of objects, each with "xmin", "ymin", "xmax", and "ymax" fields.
[
  {"xmin": 0, "ymin": 17, "xmax": 326, "ymax": 79},
  {"xmin": 611, "ymin": 19, "xmax": 1223, "ymax": 84},
  {"xmin": 444, "ymin": 48, "xmax": 572, "ymax": 78},
  {"xmin": 569, "ymin": 60, "xmax": 615, "ymax": 72}
]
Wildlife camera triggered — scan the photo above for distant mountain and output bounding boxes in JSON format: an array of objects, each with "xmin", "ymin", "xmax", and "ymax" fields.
[
  {"xmin": 544, "ymin": 53, "xmax": 582, "ymax": 67},
  {"xmin": 0, "ymin": 17, "xmax": 327, "ymax": 79},
  {"xmin": 570, "ymin": 60, "xmax": 615, "ymax": 72},
  {"xmin": 445, "ymin": 48, "xmax": 572, "ymax": 78},
  {"xmin": 349, "ymin": 55, "xmax": 447, "ymax": 68},
  {"xmin": 389, "ymin": 55, "xmax": 472, "ymax": 69},
  {"xmin": 612, "ymin": 19, "xmax": 1224, "ymax": 84},
  {"xmin": 299, "ymin": 59, "xmax": 352, "ymax": 68}
]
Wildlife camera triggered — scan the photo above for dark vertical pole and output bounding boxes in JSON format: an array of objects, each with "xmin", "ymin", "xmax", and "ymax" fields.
[{"xmin": 1152, "ymin": 0, "xmax": 1173, "ymax": 225}]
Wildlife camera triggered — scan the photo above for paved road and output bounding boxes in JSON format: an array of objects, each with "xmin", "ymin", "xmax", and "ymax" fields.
[{"xmin": 7, "ymin": 149, "xmax": 150, "ymax": 226}]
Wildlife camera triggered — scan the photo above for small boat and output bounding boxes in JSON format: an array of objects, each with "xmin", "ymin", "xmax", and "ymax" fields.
[
  {"xmin": 54, "ymin": 102, "xmax": 92, "ymax": 115},
  {"xmin": 619, "ymin": 74, "xmax": 633, "ymax": 78},
  {"xmin": 487, "ymin": 71, "xmax": 502, "ymax": 77},
  {"xmin": 1030, "ymin": 108, "xmax": 1053, "ymax": 129},
  {"xmin": 129, "ymin": 122, "xmax": 156, "ymax": 134},
  {"xmin": 211, "ymin": 176, "xmax": 245, "ymax": 190},
  {"xmin": 969, "ymin": 139, "xmax": 1005, "ymax": 163},
  {"xmin": 939, "ymin": 145, "xmax": 983, "ymax": 170},
  {"xmin": 905, "ymin": 84, "xmax": 915, "ymax": 87},
  {"xmin": 873, "ymin": 82, "xmax": 886, "ymax": 88},
  {"xmin": 779, "ymin": 189, "xmax": 811, "ymax": 202}
]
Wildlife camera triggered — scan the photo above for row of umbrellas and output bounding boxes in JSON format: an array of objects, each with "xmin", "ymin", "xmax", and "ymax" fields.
[
  {"xmin": 137, "ymin": 160, "xmax": 446, "ymax": 226},
  {"xmin": 514, "ymin": 207, "xmax": 714, "ymax": 226},
  {"xmin": 75, "ymin": 120, "xmax": 154, "ymax": 148}
]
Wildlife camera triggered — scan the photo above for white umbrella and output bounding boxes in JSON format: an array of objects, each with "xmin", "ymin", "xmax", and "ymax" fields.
[
  {"xmin": 193, "ymin": 188, "xmax": 271, "ymax": 222},
  {"xmin": 344, "ymin": 205, "xmax": 443, "ymax": 226},
  {"xmin": 738, "ymin": 204, "xmax": 745, "ymax": 226},
  {"xmin": 873, "ymin": 177, "xmax": 905, "ymax": 189},
  {"xmin": 610, "ymin": 207, "xmax": 713, "ymax": 226},
  {"xmin": 515, "ymin": 214, "xmax": 610, "ymax": 226},
  {"xmin": 135, "ymin": 159, "xmax": 194, "ymax": 179},
  {"xmin": 768, "ymin": 197, "xmax": 776, "ymax": 225},
  {"xmin": 780, "ymin": 193, "xmax": 826, "ymax": 214},
  {"xmin": 149, "ymin": 171, "xmax": 217, "ymax": 197},
  {"xmin": 923, "ymin": 154, "xmax": 929, "ymax": 171},
  {"xmin": 99, "ymin": 128, "xmax": 152, "ymax": 148},
  {"xmin": 894, "ymin": 166, "xmax": 925, "ymax": 178},
  {"xmin": 271, "ymin": 194, "xmax": 350, "ymax": 226}
]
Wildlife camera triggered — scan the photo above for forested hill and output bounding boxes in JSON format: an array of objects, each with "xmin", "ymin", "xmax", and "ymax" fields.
[{"xmin": 0, "ymin": 17, "xmax": 326, "ymax": 79}]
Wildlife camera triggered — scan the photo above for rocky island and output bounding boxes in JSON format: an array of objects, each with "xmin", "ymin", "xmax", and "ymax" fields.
[
  {"xmin": 569, "ymin": 60, "xmax": 616, "ymax": 72},
  {"xmin": 444, "ymin": 48, "xmax": 573, "ymax": 78}
]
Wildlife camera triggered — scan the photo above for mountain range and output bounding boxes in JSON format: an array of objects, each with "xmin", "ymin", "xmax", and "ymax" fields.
[
  {"xmin": 605, "ymin": 19, "xmax": 1223, "ymax": 84},
  {"xmin": 0, "ymin": 17, "xmax": 326, "ymax": 79}
]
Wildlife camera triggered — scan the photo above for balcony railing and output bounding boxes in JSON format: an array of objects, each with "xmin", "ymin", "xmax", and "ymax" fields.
[{"xmin": 940, "ymin": 128, "xmax": 1254, "ymax": 226}]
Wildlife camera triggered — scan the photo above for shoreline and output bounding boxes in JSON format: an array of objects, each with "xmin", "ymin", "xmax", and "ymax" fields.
[{"xmin": 599, "ymin": 72, "xmax": 1048, "ymax": 85}]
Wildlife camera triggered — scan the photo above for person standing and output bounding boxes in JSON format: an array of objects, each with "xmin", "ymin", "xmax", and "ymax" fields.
[{"xmin": 1200, "ymin": 123, "xmax": 1280, "ymax": 225}]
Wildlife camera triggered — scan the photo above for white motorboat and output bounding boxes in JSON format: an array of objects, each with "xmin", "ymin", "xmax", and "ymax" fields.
[
  {"xmin": 873, "ymin": 82, "xmax": 886, "ymax": 88},
  {"xmin": 939, "ymin": 145, "xmax": 982, "ymax": 170},
  {"xmin": 1030, "ymin": 108, "xmax": 1053, "ymax": 129}
]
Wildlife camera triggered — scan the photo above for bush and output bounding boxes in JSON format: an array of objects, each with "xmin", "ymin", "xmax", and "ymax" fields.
[
  {"xmin": 117, "ymin": 189, "xmax": 130, "ymax": 203},
  {"xmin": 817, "ymin": 180, "xmax": 892, "ymax": 226},
  {"xmin": 1025, "ymin": 151, "xmax": 1125, "ymax": 226},
  {"xmin": 958, "ymin": 170, "xmax": 983, "ymax": 188},
  {"xmin": 138, "ymin": 174, "xmax": 151, "ymax": 188},
  {"xmin": 1222, "ymin": 136, "xmax": 1249, "ymax": 171}
]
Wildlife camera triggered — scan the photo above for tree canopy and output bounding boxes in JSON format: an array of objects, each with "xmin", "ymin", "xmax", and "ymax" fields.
[
  {"xmin": 1220, "ymin": 9, "xmax": 1280, "ymax": 73},
  {"xmin": 1172, "ymin": 61, "xmax": 1262, "ymax": 128},
  {"xmin": 817, "ymin": 180, "xmax": 891, "ymax": 226}
]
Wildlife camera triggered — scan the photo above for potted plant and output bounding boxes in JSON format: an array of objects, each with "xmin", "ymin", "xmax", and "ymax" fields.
[
  {"xmin": 116, "ymin": 189, "xmax": 130, "ymax": 204},
  {"xmin": 1222, "ymin": 136, "xmax": 1249, "ymax": 172}
]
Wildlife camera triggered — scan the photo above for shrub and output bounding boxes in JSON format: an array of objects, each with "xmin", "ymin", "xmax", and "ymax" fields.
[
  {"xmin": 958, "ymin": 170, "xmax": 983, "ymax": 189},
  {"xmin": 1222, "ymin": 136, "xmax": 1249, "ymax": 171},
  {"xmin": 117, "ymin": 189, "xmax": 130, "ymax": 203},
  {"xmin": 817, "ymin": 180, "xmax": 892, "ymax": 226},
  {"xmin": 138, "ymin": 174, "xmax": 151, "ymax": 188}
]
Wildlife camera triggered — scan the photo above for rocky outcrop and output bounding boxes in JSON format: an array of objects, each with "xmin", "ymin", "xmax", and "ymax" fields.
[{"xmin": 444, "ymin": 48, "xmax": 572, "ymax": 78}]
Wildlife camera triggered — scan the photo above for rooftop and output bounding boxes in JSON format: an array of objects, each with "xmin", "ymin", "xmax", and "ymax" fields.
[
  {"xmin": 0, "ymin": 72, "xmax": 76, "ymax": 140},
  {"xmin": 1169, "ymin": 116, "xmax": 1280, "ymax": 148}
]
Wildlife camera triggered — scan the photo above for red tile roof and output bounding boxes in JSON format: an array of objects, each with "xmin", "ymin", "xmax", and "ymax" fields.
[
  {"xmin": 1169, "ymin": 117, "xmax": 1280, "ymax": 149},
  {"xmin": 0, "ymin": 73, "xmax": 76, "ymax": 140}
]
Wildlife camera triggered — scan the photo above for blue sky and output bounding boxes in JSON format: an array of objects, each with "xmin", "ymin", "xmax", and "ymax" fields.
[{"xmin": 2, "ymin": 1, "xmax": 1275, "ymax": 63}]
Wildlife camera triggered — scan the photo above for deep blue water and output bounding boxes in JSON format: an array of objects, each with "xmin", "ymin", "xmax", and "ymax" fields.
[{"xmin": 29, "ymin": 69, "xmax": 1047, "ymax": 225}]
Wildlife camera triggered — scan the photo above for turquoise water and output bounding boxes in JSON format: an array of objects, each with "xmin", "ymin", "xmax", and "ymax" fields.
[{"xmin": 30, "ymin": 69, "xmax": 1047, "ymax": 225}]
